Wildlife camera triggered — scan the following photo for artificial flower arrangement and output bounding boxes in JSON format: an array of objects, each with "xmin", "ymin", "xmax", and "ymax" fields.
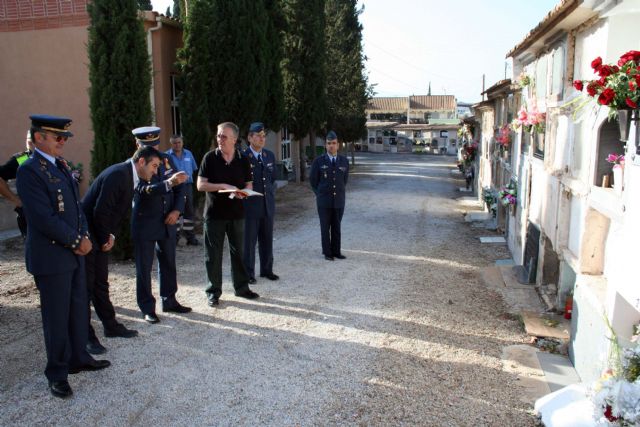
[
  {"xmin": 458, "ymin": 123, "xmax": 475, "ymax": 140},
  {"xmin": 591, "ymin": 321, "xmax": 640, "ymax": 426},
  {"xmin": 495, "ymin": 125, "xmax": 512, "ymax": 148},
  {"xmin": 511, "ymin": 104, "xmax": 546, "ymax": 134},
  {"xmin": 573, "ymin": 50, "xmax": 640, "ymax": 118},
  {"xmin": 606, "ymin": 154, "xmax": 625, "ymax": 168},
  {"xmin": 517, "ymin": 72, "xmax": 532, "ymax": 88},
  {"xmin": 482, "ymin": 187, "xmax": 498, "ymax": 218},
  {"xmin": 498, "ymin": 182, "xmax": 517, "ymax": 206},
  {"xmin": 462, "ymin": 141, "xmax": 479, "ymax": 165}
]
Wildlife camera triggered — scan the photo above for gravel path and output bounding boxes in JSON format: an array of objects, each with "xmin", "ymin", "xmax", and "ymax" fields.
[{"xmin": 0, "ymin": 152, "xmax": 533, "ymax": 426}]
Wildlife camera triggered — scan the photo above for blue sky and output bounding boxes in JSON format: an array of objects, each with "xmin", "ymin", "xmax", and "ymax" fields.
[{"xmin": 151, "ymin": 0, "xmax": 560, "ymax": 102}]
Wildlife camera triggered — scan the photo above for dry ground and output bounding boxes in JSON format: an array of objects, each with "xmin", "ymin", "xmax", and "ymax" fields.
[{"xmin": 0, "ymin": 152, "xmax": 533, "ymax": 426}]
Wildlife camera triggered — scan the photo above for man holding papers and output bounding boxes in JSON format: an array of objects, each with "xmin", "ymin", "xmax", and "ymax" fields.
[{"xmin": 197, "ymin": 122, "xmax": 260, "ymax": 307}]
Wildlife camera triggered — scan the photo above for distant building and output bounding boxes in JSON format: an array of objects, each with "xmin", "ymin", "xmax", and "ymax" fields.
[{"xmin": 364, "ymin": 95, "xmax": 461, "ymax": 154}]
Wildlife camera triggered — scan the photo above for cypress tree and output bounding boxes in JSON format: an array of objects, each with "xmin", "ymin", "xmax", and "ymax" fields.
[
  {"xmin": 325, "ymin": 0, "xmax": 369, "ymax": 144},
  {"xmin": 179, "ymin": 0, "xmax": 273, "ymax": 160},
  {"xmin": 172, "ymin": 0, "xmax": 181, "ymax": 20},
  {"xmin": 280, "ymin": 0, "xmax": 326, "ymax": 177},
  {"xmin": 137, "ymin": 0, "xmax": 152, "ymax": 11},
  {"xmin": 88, "ymin": 0, "xmax": 152, "ymax": 258},
  {"xmin": 263, "ymin": 0, "xmax": 285, "ymax": 131}
]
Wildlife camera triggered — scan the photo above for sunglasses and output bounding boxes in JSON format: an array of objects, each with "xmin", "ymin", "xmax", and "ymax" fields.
[{"xmin": 41, "ymin": 131, "xmax": 68, "ymax": 143}]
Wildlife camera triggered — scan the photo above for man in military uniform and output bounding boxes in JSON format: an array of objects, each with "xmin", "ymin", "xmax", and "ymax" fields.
[
  {"xmin": 243, "ymin": 122, "xmax": 279, "ymax": 284},
  {"xmin": 309, "ymin": 131, "xmax": 349, "ymax": 261},
  {"xmin": 0, "ymin": 130, "xmax": 34, "ymax": 237},
  {"xmin": 131, "ymin": 126, "xmax": 191, "ymax": 324},
  {"xmin": 82, "ymin": 146, "xmax": 164, "ymax": 354},
  {"xmin": 16, "ymin": 115, "xmax": 110, "ymax": 399}
]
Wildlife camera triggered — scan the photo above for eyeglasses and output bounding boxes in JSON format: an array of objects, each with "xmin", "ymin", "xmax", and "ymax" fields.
[{"xmin": 40, "ymin": 131, "xmax": 68, "ymax": 143}]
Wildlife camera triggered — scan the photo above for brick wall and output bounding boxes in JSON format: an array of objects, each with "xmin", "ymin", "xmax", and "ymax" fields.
[{"xmin": 0, "ymin": 0, "xmax": 89, "ymax": 32}]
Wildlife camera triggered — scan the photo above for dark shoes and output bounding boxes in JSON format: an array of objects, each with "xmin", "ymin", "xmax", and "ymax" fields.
[
  {"xmin": 49, "ymin": 380, "xmax": 73, "ymax": 398},
  {"xmin": 248, "ymin": 277, "xmax": 257, "ymax": 284},
  {"xmin": 324, "ymin": 255, "xmax": 334, "ymax": 261},
  {"xmin": 235, "ymin": 289, "xmax": 260, "ymax": 300},
  {"xmin": 86, "ymin": 340, "xmax": 107, "ymax": 355},
  {"xmin": 104, "ymin": 323, "xmax": 138, "ymax": 338},
  {"xmin": 144, "ymin": 313, "xmax": 160, "ymax": 324},
  {"xmin": 260, "ymin": 273, "xmax": 279, "ymax": 281},
  {"xmin": 334, "ymin": 254, "xmax": 346, "ymax": 260},
  {"xmin": 186, "ymin": 238, "xmax": 199, "ymax": 246},
  {"xmin": 162, "ymin": 302, "xmax": 192, "ymax": 313},
  {"xmin": 207, "ymin": 297, "xmax": 219, "ymax": 307},
  {"xmin": 69, "ymin": 359, "xmax": 111, "ymax": 374}
]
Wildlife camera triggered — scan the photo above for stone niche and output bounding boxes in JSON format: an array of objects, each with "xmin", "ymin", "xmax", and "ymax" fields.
[{"xmin": 578, "ymin": 208, "xmax": 610, "ymax": 275}]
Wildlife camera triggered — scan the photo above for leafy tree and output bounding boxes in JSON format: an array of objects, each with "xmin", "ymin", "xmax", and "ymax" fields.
[
  {"xmin": 137, "ymin": 0, "xmax": 152, "ymax": 11},
  {"xmin": 88, "ymin": 0, "xmax": 152, "ymax": 258},
  {"xmin": 165, "ymin": 6, "xmax": 171, "ymax": 17},
  {"xmin": 262, "ymin": 0, "xmax": 285, "ymax": 132},
  {"xmin": 280, "ymin": 0, "xmax": 326, "ymax": 179},
  {"xmin": 324, "ymin": 0, "xmax": 369, "ymax": 146}
]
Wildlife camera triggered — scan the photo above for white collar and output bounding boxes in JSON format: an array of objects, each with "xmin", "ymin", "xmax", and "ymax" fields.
[{"xmin": 129, "ymin": 159, "xmax": 140, "ymax": 189}]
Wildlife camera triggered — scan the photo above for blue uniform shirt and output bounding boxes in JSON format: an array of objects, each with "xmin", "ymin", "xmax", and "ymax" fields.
[{"xmin": 166, "ymin": 148, "xmax": 198, "ymax": 184}]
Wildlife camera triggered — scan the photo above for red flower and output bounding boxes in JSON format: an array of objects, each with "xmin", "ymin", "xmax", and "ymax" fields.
[
  {"xmin": 626, "ymin": 98, "xmax": 638, "ymax": 108},
  {"xmin": 591, "ymin": 56, "xmax": 603, "ymax": 70},
  {"xmin": 597, "ymin": 65, "xmax": 618, "ymax": 78},
  {"xmin": 598, "ymin": 88, "xmax": 615, "ymax": 105},
  {"xmin": 604, "ymin": 404, "xmax": 618, "ymax": 422},
  {"xmin": 618, "ymin": 50, "xmax": 640, "ymax": 66},
  {"xmin": 573, "ymin": 80, "xmax": 584, "ymax": 91},
  {"xmin": 586, "ymin": 81, "xmax": 601, "ymax": 97},
  {"xmin": 635, "ymin": 74, "xmax": 640, "ymax": 87},
  {"xmin": 630, "ymin": 81, "xmax": 636, "ymax": 92}
]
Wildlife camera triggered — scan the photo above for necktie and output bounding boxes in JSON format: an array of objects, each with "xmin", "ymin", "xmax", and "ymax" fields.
[
  {"xmin": 257, "ymin": 153, "xmax": 262, "ymax": 164},
  {"xmin": 331, "ymin": 157, "xmax": 336, "ymax": 167}
]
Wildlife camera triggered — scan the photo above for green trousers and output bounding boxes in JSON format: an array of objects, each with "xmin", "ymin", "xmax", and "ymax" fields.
[{"xmin": 203, "ymin": 219, "xmax": 250, "ymax": 299}]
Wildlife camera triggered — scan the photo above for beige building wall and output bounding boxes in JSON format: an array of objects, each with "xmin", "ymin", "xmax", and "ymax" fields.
[{"xmin": 0, "ymin": 26, "xmax": 91, "ymax": 193}]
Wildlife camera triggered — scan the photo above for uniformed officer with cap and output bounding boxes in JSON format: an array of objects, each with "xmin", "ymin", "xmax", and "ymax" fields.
[
  {"xmin": 309, "ymin": 130, "xmax": 349, "ymax": 260},
  {"xmin": 131, "ymin": 126, "xmax": 191, "ymax": 323},
  {"xmin": 0, "ymin": 130, "xmax": 34, "ymax": 237},
  {"xmin": 243, "ymin": 122, "xmax": 279, "ymax": 284},
  {"xmin": 16, "ymin": 114, "xmax": 110, "ymax": 398}
]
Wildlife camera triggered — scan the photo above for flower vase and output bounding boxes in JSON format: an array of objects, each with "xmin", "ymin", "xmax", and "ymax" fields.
[
  {"xmin": 612, "ymin": 164, "xmax": 624, "ymax": 195},
  {"xmin": 617, "ymin": 109, "xmax": 632, "ymax": 142}
]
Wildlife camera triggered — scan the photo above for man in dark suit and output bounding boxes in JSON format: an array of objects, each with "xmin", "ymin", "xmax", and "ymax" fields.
[
  {"xmin": 81, "ymin": 146, "xmax": 163, "ymax": 354},
  {"xmin": 131, "ymin": 126, "xmax": 191, "ymax": 324},
  {"xmin": 16, "ymin": 114, "xmax": 110, "ymax": 399},
  {"xmin": 309, "ymin": 131, "xmax": 349, "ymax": 261},
  {"xmin": 243, "ymin": 122, "xmax": 279, "ymax": 284}
]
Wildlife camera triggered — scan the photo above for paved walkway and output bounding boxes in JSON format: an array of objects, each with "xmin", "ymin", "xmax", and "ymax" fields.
[{"xmin": 0, "ymin": 152, "xmax": 536, "ymax": 426}]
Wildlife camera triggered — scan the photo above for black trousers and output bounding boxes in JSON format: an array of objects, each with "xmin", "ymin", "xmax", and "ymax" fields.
[
  {"xmin": 35, "ymin": 260, "xmax": 92, "ymax": 382},
  {"xmin": 243, "ymin": 215, "xmax": 274, "ymax": 278},
  {"xmin": 204, "ymin": 219, "xmax": 250, "ymax": 300},
  {"xmin": 134, "ymin": 235, "xmax": 178, "ymax": 315},
  {"xmin": 85, "ymin": 247, "xmax": 118, "ymax": 342},
  {"xmin": 317, "ymin": 207, "xmax": 344, "ymax": 256}
]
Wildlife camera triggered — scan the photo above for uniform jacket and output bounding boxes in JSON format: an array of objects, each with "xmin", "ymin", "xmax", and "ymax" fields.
[
  {"xmin": 243, "ymin": 148, "xmax": 276, "ymax": 219},
  {"xmin": 16, "ymin": 151, "xmax": 88, "ymax": 275},
  {"xmin": 131, "ymin": 151, "xmax": 186, "ymax": 240},
  {"xmin": 310, "ymin": 153, "xmax": 349, "ymax": 209},
  {"xmin": 82, "ymin": 160, "xmax": 134, "ymax": 247}
]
